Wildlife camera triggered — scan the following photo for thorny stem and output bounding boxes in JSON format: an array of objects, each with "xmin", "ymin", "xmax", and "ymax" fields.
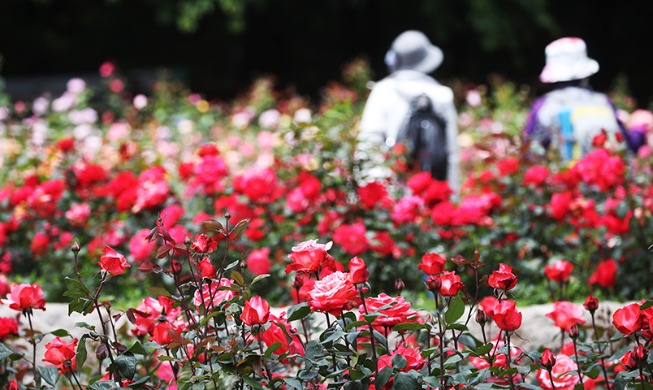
[
  {"xmin": 571, "ymin": 337, "xmax": 584, "ymax": 387},
  {"xmin": 257, "ymin": 332, "xmax": 272, "ymax": 381},
  {"xmin": 26, "ymin": 310, "xmax": 38, "ymax": 385},
  {"xmin": 165, "ymin": 348, "xmax": 179, "ymax": 382},
  {"xmin": 339, "ymin": 313, "xmax": 352, "ymax": 369},
  {"xmin": 505, "ymin": 332, "xmax": 516, "ymax": 390},
  {"xmin": 590, "ymin": 313, "xmax": 612, "ymax": 390},
  {"xmin": 358, "ymin": 288, "xmax": 379, "ymax": 377},
  {"xmin": 434, "ymin": 294, "xmax": 446, "ymax": 389},
  {"xmin": 92, "ymin": 273, "xmax": 119, "ymax": 382}
]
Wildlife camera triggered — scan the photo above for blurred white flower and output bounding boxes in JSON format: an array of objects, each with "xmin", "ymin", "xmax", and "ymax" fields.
[
  {"xmin": 67, "ymin": 78, "xmax": 86, "ymax": 94},
  {"xmin": 258, "ymin": 109, "xmax": 280, "ymax": 129},
  {"xmin": 133, "ymin": 94, "xmax": 148, "ymax": 110},
  {"xmin": 231, "ymin": 107, "xmax": 255, "ymax": 128},
  {"xmin": 69, "ymin": 108, "xmax": 98, "ymax": 125},
  {"xmin": 52, "ymin": 93, "xmax": 76, "ymax": 112},
  {"xmin": 31, "ymin": 121, "xmax": 48, "ymax": 146},
  {"xmin": 0, "ymin": 107, "xmax": 9, "ymax": 121},
  {"xmin": 466, "ymin": 90, "xmax": 482, "ymax": 107},
  {"xmin": 74, "ymin": 124, "xmax": 93, "ymax": 139},
  {"xmin": 293, "ymin": 108, "xmax": 312, "ymax": 124},
  {"xmin": 32, "ymin": 97, "xmax": 50, "ymax": 116},
  {"xmin": 177, "ymin": 119, "xmax": 195, "ymax": 135},
  {"xmin": 108, "ymin": 122, "xmax": 131, "ymax": 141}
]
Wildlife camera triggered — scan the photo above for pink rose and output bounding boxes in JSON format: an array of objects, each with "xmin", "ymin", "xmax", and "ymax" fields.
[
  {"xmin": 545, "ymin": 301, "xmax": 586, "ymax": 331},
  {"xmin": 308, "ymin": 271, "xmax": 361, "ymax": 316},
  {"xmin": 286, "ymin": 239, "xmax": 333, "ymax": 274},
  {"xmin": 536, "ymin": 354, "xmax": 580, "ymax": 390},
  {"xmin": 98, "ymin": 246, "xmax": 130, "ymax": 276}
]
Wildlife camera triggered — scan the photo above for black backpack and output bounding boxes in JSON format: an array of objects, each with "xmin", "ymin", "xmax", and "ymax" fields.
[{"xmin": 397, "ymin": 94, "xmax": 448, "ymax": 180}]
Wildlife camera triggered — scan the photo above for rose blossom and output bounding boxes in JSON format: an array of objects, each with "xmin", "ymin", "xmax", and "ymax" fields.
[
  {"xmin": 377, "ymin": 345, "xmax": 425, "ymax": 373},
  {"xmin": 612, "ymin": 302, "xmax": 643, "ymax": 335},
  {"xmin": 308, "ymin": 271, "xmax": 361, "ymax": 316},
  {"xmin": 241, "ymin": 296, "xmax": 271, "ymax": 326},
  {"xmin": 488, "ymin": 263, "xmax": 518, "ymax": 291},
  {"xmin": 357, "ymin": 181, "xmax": 388, "ymax": 209},
  {"xmin": 193, "ymin": 278, "xmax": 236, "ymax": 311},
  {"xmin": 418, "ymin": 252, "xmax": 446, "ymax": 275},
  {"xmin": 198, "ymin": 258, "xmax": 216, "ymax": 279},
  {"xmin": 43, "ymin": 337, "xmax": 78, "ymax": 372},
  {"xmin": 360, "ymin": 293, "xmax": 419, "ymax": 329},
  {"xmin": 286, "ymin": 239, "xmax": 333, "ymax": 274},
  {"xmin": 8, "ymin": 283, "xmax": 46, "ymax": 312},
  {"xmin": 439, "ymin": 271, "xmax": 464, "ymax": 296},
  {"xmin": 493, "ymin": 300, "xmax": 522, "ymax": 331},
  {"xmin": 545, "ymin": 301, "xmax": 586, "ymax": 331},
  {"xmin": 536, "ymin": 354, "xmax": 580, "ymax": 390},
  {"xmin": 588, "ymin": 259, "xmax": 617, "ymax": 288},
  {"xmin": 98, "ymin": 246, "xmax": 130, "ymax": 276},
  {"xmin": 0, "ymin": 317, "xmax": 18, "ymax": 339},
  {"xmin": 129, "ymin": 229, "xmax": 156, "ymax": 263},
  {"xmin": 348, "ymin": 256, "xmax": 369, "ymax": 285},
  {"xmin": 333, "ymin": 223, "xmax": 369, "ymax": 256},
  {"xmin": 544, "ymin": 260, "xmax": 574, "ymax": 282},
  {"xmin": 131, "ymin": 296, "xmax": 184, "ymax": 337},
  {"xmin": 246, "ymin": 247, "xmax": 271, "ymax": 275}
]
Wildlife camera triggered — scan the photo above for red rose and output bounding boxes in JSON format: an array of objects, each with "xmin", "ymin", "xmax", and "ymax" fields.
[
  {"xmin": 8, "ymin": 283, "xmax": 46, "ymax": 312},
  {"xmin": 65, "ymin": 203, "xmax": 91, "ymax": 227},
  {"xmin": 479, "ymin": 296, "xmax": 500, "ymax": 319},
  {"xmin": 497, "ymin": 157, "xmax": 519, "ymax": 177},
  {"xmin": 378, "ymin": 345, "xmax": 425, "ymax": 373},
  {"xmin": 99, "ymin": 246, "xmax": 130, "ymax": 276},
  {"xmin": 536, "ymin": 354, "xmax": 580, "ymax": 390},
  {"xmin": 493, "ymin": 300, "xmax": 522, "ymax": 331},
  {"xmin": 612, "ymin": 303, "xmax": 643, "ymax": 335},
  {"xmin": 30, "ymin": 231, "xmax": 50, "ymax": 257},
  {"xmin": 431, "ymin": 200, "xmax": 457, "ymax": 226},
  {"xmin": 0, "ymin": 317, "xmax": 18, "ymax": 339},
  {"xmin": 198, "ymin": 258, "xmax": 216, "ymax": 279},
  {"xmin": 422, "ymin": 180, "xmax": 452, "ymax": 205},
  {"xmin": 360, "ymin": 293, "xmax": 419, "ymax": 329},
  {"xmin": 522, "ymin": 165, "xmax": 549, "ymax": 187},
  {"xmin": 390, "ymin": 195, "xmax": 424, "ymax": 224},
  {"xmin": 541, "ymin": 348, "xmax": 556, "ymax": 370},
  {"xmin": 418, "ymin": 253, "xmax": 446, "ymax": 275},
  {"xmin": 197, "ymin": 143, "xmax": 220, "ymax": 157},
  {"xmin": 191, "ymin": 233, "xmax": 218, "ymax": 254},
  {"xmin": 57, "ymin": 137, "xmax": 75, "ymax": 152},
  {"xmin": 549, "ymin": 191, "xmax": 573, "ymax": 220},
  {"xmin": 241, "ymin": 296, "xmax": 271, "ymax": 326},
  {"xmin": 545, "ymin": 301, "xmax": 586, "ymax": 331},
  {"xmin": 151, "ymin": 323, "xmax": 176, "ymax": 345},
  {"xmin": 544, "ymin": 260, "xmax": 574, "ymax": 283},
  {"xmin": 348, "ymin": 256, "xmax": 369, "ymax": 285},
  {"xmin": 583, "ymin": 295, "xmax": 599, "ymax": 313},
  {"xmin": 308, "ymin": 271, "xmax": 361, "ymax": 316},
  {"xmin": 588, "ymin": 259, "xmax": 617, "ymax": 288},
  {"xmin": 233, "ymin": 168, "xmax": 278, "ymax": 202},
  {"xmin": 297, "ymin": 172, "xmax": 322, "ymax": 201},
  {"xmin": 193, "ymin": 278, "xmax": 236, "ymax": 312},
  {"xmin": 43, "ymin": 336, "xmax": 78, "ymax": 372},
  {"xmin": 622, "ymin": 345, "xmax": 646, "ymax": 370},
  {"xmin": 407, "ymin": 172, "xmax": 433, "ymax": 195},
  {"xmin": 159, "ymin": 204, "xmax": 185, "ymax": 229},
  {"xmin": 357, "ymin": 181, "xmax": 388, "ymax": 209},
  {"xmin": 333, "ymin": 223, "xmax": 369, "ymax": 256},
  {"xmin": 369, "ymin": 231, "xmax": 397, "ymax": 256},
  {"xmin": 260, "ymin": 315, "xmax": 304, "ymax": 360},
  {"xmin": 439, "ymin": 271, "xmax": 464, "ymax": 296},
  {"xmin": 132, "ymin": 296, "xmax": 184, "ymax": 337},
  {"xmin": 286, "ymin": 239, "xmax": 333, "ymax": 274},
  {"xmin": 129, "ymin": 229, "xmax": 156, "ymax": 263},
  {"xmin": 488, "ymin": 263, "xmax": 518, "ymax": 291},
  {"xmin": 193, "ymin": 155, "xmax": 228, "ymax": 188},
  {"xmin": 246, "ymin": 248, "xmax": 271, "ymax": 275}
]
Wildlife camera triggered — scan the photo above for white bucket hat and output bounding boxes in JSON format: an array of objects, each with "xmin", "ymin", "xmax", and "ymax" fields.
[
  {"xmin": 539, "ymin": 37, "xmax": 599, "ymax": 83},
  {"xmin": 384, "ymin": 30, "xmax": 444, "ymax": 74}
]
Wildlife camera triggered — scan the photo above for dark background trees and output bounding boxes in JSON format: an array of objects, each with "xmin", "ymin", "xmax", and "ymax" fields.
[{"xmin": 0, "ymin": 0, "xmax": 651, "ymax": 106}]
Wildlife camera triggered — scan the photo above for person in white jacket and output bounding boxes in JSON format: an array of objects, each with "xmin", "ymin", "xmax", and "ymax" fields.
[{"xmin": 357, "ymin": 30, "xmax": 460, "ymax": 193}]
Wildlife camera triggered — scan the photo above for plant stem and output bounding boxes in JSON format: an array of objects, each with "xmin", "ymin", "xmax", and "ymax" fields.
[
  {"xmin": 26, "ymin": 310, "xmax": 38, "ymax": 385},
  {"xmin": 571, "ymin": 337, "xmax": 584, "ymax": 387},
  {"xmin": 505, "ymin": 332, "xmax": 516, "ymax": 390},
  {"xmin": 358, "ymin": 289, "xmax": 378, "ymax": 377}
]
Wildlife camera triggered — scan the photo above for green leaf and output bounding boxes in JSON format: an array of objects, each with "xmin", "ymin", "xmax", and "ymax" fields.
[
  {"xmin": 76, "ymin": 334, "xmax": 89, "ymax": 370},
  {"xmin": 444, "ymin": 295, "xmax": 465, "ymax": 325},
  {"xmin": 39, "ymin": 366, "xmax": 60, "ymax": 387},
  {"xmin": 229, "ymin": 219, "xmax": 250, "ymax": 239},
  {"xmin": 264, "ymin": 342, "xmax": 282, "ymax": 358},
  {"xmin": 250, "ymin": 274, "xmax": 270, "ymax": 286},
  {"xmin": 392, "ymin": 322, "xmax": 427, "ymax": 332},
  {"xmin": 90, "ymin": 381, "xmax": 122, "ymax": 389},
  {"xmin": 375, "ymin": 367, "xmax": 392, "ymax": 389},
  {"xmin": 392, "ymin": 372, "xmax": 419, "ymax": 390},
  {"xmin": 126, "ymin": 341, "xmax": 148, "ymax": 356},
  {"xmin": 391, "ymin": 354, "xmax": 407, "ymax": 369},
  {"xmin": 0, "ymin": 342, "xmax": 22, "ymax": 361},
  {"xmin": 63, "ymin": 277, "xmax": 90, "ymax": 299},
  {"xmin": 284, "ymin": 378, "xmax": 303, "ymax": 390},
  {"xmin": 146, "ymin": 286, "xmax": 172, "ymax": 298},
  {"xmin": 114, "ymin": 353, "xmax": 137, "ymax": 379},
  {"xmin": 287, "ymin": 302, "xmax": 311, "ymax": 321},
  {"xmin": 242, "ymin": 375, "xmax": 263, "ymax": 389},
  {"xmin": 50, "ymin": 329, "xmax": 71, "ymax": 337},
  {"xmin": 230, "ymin": 270, "xmax": 245, "ymax": 286},
  {"xmin": 641, "ymin": 300, "xmax": 653, "ymax": 310}
]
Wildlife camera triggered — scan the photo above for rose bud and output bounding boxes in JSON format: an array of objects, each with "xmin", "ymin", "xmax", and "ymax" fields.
[
  {"xmin": 475, "ymin": 309, "xmax": 487, "ymax": 325},
  {"xmin": 425, "ymin": 275, "xmax": 442, "ymax": 292},
  {"xmin": 394, "ymin": 279, "xmax": 405, "ymax": 293},
  {"xmin": 541, "ymin": 348, "xmax": 556, "ymax": 370},
  {"xmin": 568, "ymin": 324, "xmax": 579, "ymax": 339},
  {"xmin": 348, "ymin": 256, "xmax": 369, "ymax": 285},
  {"xmin": 583, "ymin": 295, "xmax": 599, "ymax": 314}
]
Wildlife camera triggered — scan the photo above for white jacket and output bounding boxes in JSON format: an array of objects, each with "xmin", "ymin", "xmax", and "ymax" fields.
[{"xmin": 357, "ymin": 70, "xmax": 460, "ymax": 193}]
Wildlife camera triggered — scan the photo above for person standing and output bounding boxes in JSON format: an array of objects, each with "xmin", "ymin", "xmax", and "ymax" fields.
[
  {"xmin": 357, "ymin": 30, "xmax": 460, "ymax": 193},
  {"xmin": 523, "ymin": 37, "xmax": 645, "ymax": 160}
]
